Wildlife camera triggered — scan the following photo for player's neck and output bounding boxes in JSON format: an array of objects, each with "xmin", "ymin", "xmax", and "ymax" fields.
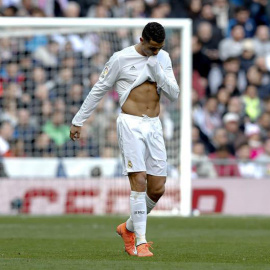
[{"xmin": 134, "ymin": 43, "xmax": 146, "ymax": 56}]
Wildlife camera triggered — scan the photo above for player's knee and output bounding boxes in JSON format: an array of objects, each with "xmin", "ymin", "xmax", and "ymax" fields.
[
  {"xmin": 129, "ymin": 172, "xmax": 147, "ymax": 192},
  {"xmin": 149, "ymin": 185, "xmax": 165, "ymax": 201}
]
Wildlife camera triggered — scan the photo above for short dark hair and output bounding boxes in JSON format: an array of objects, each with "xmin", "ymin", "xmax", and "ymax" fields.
[{"xmin": 142, "ymin": 22, "xmax": 165, "ymax": 43}]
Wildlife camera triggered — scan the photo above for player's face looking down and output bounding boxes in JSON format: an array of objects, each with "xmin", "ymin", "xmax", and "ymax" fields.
[{"xmin": 140, "ymin": 37, "xmax": 165, "ymax": 57}]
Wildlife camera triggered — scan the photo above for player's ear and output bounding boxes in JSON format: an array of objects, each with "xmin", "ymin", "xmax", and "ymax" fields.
[{"xmin": 140, "ymin": 37, "xmax": 144, "ymax": 43}]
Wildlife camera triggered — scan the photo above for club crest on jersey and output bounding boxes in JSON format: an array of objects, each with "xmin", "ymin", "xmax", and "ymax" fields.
[
  {"xmin": 100, "ymin": 66, "xmax": 109, "ymax": 79},
  {"xmin": 128, "ymin": 160, "xmax": 133, "ymax": 168}
]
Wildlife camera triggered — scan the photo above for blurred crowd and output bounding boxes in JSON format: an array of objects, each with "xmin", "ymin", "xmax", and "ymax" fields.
[{"xmin": 0, "ymin": 0, "xmax": 270, "ymax": 178}]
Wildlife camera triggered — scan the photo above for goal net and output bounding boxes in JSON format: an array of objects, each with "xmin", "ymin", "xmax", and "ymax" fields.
[{"xmin": 0, "ymin": 18, "xmax": 192, "ymax": 216}]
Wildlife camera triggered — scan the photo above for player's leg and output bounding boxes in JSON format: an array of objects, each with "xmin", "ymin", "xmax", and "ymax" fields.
[
  {"xmin": 126, "ymin": 174, "xmax": 166, "ymax": 228},
  {"xmin": 146, "ymin": 175, "xmax": 166, "ymax": 213},
  {"xmin": 144, "ymin": 116, "xmax": 167, "ymax": 212},
  {"xmin": 116, "ymin": 114, "xmax": 148, "ymax": 256},
  {"xmin": 118, "ymin": 171, "xmax": 149, "ymax": 256},
  {"xmin": 128, "ymin": 171, "xmax": 148, "ymax": 245}
]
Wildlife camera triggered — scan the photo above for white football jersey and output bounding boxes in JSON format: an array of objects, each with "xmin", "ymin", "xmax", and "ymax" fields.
[{"xmin": 72, "ymin": 45, "xmax": 179, "ymax": 126}]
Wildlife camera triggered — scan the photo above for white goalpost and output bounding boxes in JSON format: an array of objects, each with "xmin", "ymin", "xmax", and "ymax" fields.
[{"xmin": 0, "ymin": 18, "xmax": 192, "ymax": 216}]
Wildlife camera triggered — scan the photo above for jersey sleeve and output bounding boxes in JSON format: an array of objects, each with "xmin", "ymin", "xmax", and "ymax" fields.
[
  {"xmin": 71, "ymin": 54, "xmax": 120, "ymax": 127},
  {"xmin": 147, "ymin": 54, "xmax": 180, "ymax": 101}
]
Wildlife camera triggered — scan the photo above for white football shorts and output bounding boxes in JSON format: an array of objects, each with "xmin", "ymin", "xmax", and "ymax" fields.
[{"xmin": 117, "ymin": 113, "xmax": 167, "ymax": 176}]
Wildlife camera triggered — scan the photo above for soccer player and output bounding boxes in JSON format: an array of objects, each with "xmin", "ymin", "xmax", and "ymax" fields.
[{"xmin": 70, "ymin": 22, "xmax": 180, "ymax": 257}]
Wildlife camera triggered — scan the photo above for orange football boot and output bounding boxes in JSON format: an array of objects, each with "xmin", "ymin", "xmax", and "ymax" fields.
[
  {"xmin": 137, "ymin": 242, "xmax": 153, "ymax": 257},
  {"xmin": 116, "ymin": 222, "xmax": 136, "ymax": 256}
]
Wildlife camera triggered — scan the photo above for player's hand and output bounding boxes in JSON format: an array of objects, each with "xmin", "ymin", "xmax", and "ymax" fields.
[{"xmin": 70, "ymin": 125, "xmax": 81, "ymax": 141}]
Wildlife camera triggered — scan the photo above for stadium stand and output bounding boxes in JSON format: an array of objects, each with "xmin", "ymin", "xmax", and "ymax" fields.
[{"xmin": 0, "ymin": 0, "xmax": 270, "ymax": 178}]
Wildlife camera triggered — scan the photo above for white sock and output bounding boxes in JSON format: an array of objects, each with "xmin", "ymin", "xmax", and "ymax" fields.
[
  {"xmin": 126, "ymin": 193, "xmax": 157, "ymax": 232},
  {"xmin": 146, "ymin": 193, "xmax": 156, "ymax": 214},
  {"xmin": 130, "ymin": 191, "xmax": 147, "ymax": 246},
  {"xmin": 126, "ymin": 216, "xmax": 134, "ymax": 232}
]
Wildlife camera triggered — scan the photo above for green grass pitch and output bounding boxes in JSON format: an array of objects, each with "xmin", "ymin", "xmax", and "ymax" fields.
[{"xmin": 0, "ymin": 215, "xmax": 269, "ymax": 270}]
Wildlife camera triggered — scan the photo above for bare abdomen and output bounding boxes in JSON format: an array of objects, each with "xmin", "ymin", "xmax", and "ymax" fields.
[{"xmin": 121, "ymin": 81, "xmax": 160, "ymax": 117}]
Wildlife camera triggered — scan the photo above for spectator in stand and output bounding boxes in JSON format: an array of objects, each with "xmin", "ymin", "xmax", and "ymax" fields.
[
  {"xmin": 246, "ymin": 64, "xmax": 270, "ymax": 99},
  {"xmin": 193, "ymin": 96, "xmax": 222, "ymax": 139},
  {"xmin": 0, "ymin": 121, "xmax": 14, "ymax": 157},
  {"xmin": 0, "ymin": 60, "xmax": 25, "ymax": 87},
  {"xmin": 42, "ymin": 111, "xmax": 70, "ymax": 147},
  {"xmin": 82, "ymin": 71, "xmax": 100, "ymax": 99},
  {"xmin": 60, "ymin": 53, "xmax": 82, "ymax": 83},
  {"xmin": 50, "ymin": 67, "xmax": 74, "ymax": 100},
  {"xmin": 216, "ymin": 86, "xmax": 230, "ymax": 115},
  {"xmin": 9, "ymin": 139, "xmax": 26, "ymax": 157},
  {"xmin": 0, "ymin": 99, "xmax": 18, "ymax": 127},
  {"xmin": 245, "ymin": 122, "xmax": 264, "ymax": 159},
  {"xmin": 222, "ymin": 72, "xmax": 241, "ymax": 97},
  {"xmin": 257, "ymin": 112, "xmax": 270, "ymax": 140},
  {"xmin": 88, "ymin": 53, "xmax": 108, "ymax": 74},
  {"xmin": 31, "ymin": 84, "xmax": 49, "ymax": 120},
  {"xmin": 226, "ymin": 96, "xmax": 245, "ymax": 119},
  {"xmin": 20, "ymin": 4, "xmax": 49, "ymax": 52},
  {"xmin": 186, "ymin": 0, "xmax": 202, "ymax": 34},
  {"xmin": 26, "ymin": 66, "xmax": 48, "ymax": 100},
  {"xmin": 208, "ymin": 126, "xmax": 235, "ymax": 154},
  {"xmin": 30, "ymin": 6, "xmax": 46, "ymax": 17},
  {"xmin": 192, "ymin": 125, "xmax": 201, "ymax": 145},
  {"xmin": 13, "ymin": 108, "xmax": 37, "ymax": 150},
  {"xmin": 196, "ymin": 21, "xmax": 222, "ymax": 63},
  {"xmin": 150, "ymin": 1, "xmax": 171, "ymax": 19},
  {"xmin": 255, "ymin": 138, "xmax": 270, "ymax": 178},
  {"xmin": 199, "ymin": 2, "xmax": 218, "ymax": 26},
  {"xmin": 192, "ymin": 35, "xmax": 211, "ymax": 90},
  {"xmin": 32, "ymin": 132, "xmax": 56, "ymax": 157},
  {"xmin": 63, "ymin": 1, "xmax": 81, "ymax": 17},
  {"xmin": 66, "ymin": 84, "xmax": 84, "ymax": 123},
  {"xmin": 19, "ymin": 51, "xmax": 36, "ymax": 89},
  {"xmin": 0, "ymin": 82, "xmax": 22, "ymax": 108},
  {"xmin": 16, "ymin": 0, "xmax": 38, "ymax": 16},
  {"xmin": 240, "ymin": 39, "xmax": 256, "ymax": 73},
  {"xmin": 54, "ymin": 2, "xmax": 87, "ymax": 54},
  {"xmin": 254, "ymin": 54, "xmax": 270, "ymax": 85},
  {"xmin": 33, "ymin": 39, "xmax": 59, "ymax": 70},
  {"xmin": 262, "ymin": 97, "xmax": 270, "ymax": 115},
  {"xmin": 242, "ymin": 85, "xmax": 262, "ymax": 121},
  {"xmin": 0, "ymin": 38, "xmax": 14, "ymax": 63},
  {"xmin": 87, "ymin": 0, "xmax": 121, "ymax": 18},
  {"xmin": 104, "ymin": 117, "xmax": 119, "ymax": 156},
  {"xmin": 168, "ymin": 0, "xmax": 189, "ymax": 18},
  {"xmin": 208, "ymin": 145, "xmax": 240, "ymax": 177},
  {"xmin": 249, "ymin": 0, "xmax": 269, "ymax": 26},
  {"xmin": 223, "ymin": 112, "xmax": 247, "ymax": 152},
  {"xmin": 227, "ymin": 6, "xmax": 256, "ymax": 38},
  {"xmin": 83, "ymin": 96, "xmax": 114, "ymax": 157},
  {"xmin": 1, "ymin": 5, "xmax": 18, "ymax": 16},
  {"xmin": 253, "ymin": 25, "xmax": 270, "ymax": 56},
  {"xmin": 212, "ymin": 0, "xmax": 230, "ymax": 35},
  {"xmin": 236, "ymin": 142, "xmax": 260, "ymax": 178},
  {"xmin": 192, "ymin": 142, "xmax": 217, "ymax": 178},
  {"xmin": 219, "ymin": 24, "xmax": 246, "ymax": 61},
  {"xmin": 208, "ymin": 57, "xmax": 246, "ymax": 96}
]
